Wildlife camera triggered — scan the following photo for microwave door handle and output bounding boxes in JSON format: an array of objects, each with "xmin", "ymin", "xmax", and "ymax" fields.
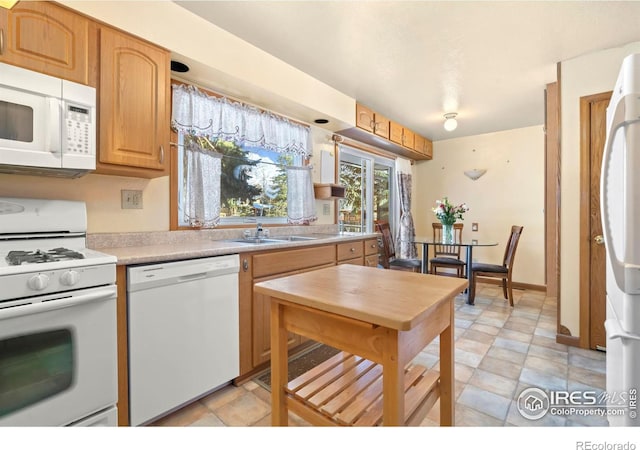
[{"xmin": 46, "ymin": 97, "xmax": 62, "ymax": 154}]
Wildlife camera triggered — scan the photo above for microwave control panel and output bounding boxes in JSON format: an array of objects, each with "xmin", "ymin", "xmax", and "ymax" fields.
[{"xmin": 64, "ymin": 104, "xmax": 93, "ymax": 155}]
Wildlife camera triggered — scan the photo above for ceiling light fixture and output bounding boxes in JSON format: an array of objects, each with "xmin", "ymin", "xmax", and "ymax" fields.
[{"xmin": 443, "ymin": 113, "xmax": 458, "ymax": 132}]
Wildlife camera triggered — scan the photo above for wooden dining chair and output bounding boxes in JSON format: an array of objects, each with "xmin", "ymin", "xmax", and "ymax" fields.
[
  {"xmin": 375, "ymin": 221, "xmax": 421, "ymax": 273},
  {"xmin": 430, "ymin": 223, "xmax": 465, "ymax": 278},
  {"xmin": 468, "ymin": 225, "xmax": 524, "ymax": 306}
]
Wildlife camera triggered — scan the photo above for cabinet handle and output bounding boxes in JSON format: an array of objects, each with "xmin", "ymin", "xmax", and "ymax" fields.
[
  {"xmin": 242, "ymin": 259, "xmax": 249, "ymax": 272},
  {"xmin": 350, "ymin": 247, "xmax": 355, "ymax": 253},
  {"xmin": 0, "ymin": 28, "xmax": 4, "ymax": 56},
  {"xmin": 158, "ymin": 145, "xmax": 165, "ymax": 164}
]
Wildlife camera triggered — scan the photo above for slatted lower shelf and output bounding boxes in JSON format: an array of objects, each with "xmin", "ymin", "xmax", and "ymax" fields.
[{"xmin": 283, "ymin": 351, "xmax": 440, "ymax": 426}]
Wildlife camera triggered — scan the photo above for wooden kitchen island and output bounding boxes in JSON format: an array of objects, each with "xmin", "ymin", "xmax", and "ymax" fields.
[{"xmin": 254, "ymin": 264, "xmax": 468, "ymax": 426}]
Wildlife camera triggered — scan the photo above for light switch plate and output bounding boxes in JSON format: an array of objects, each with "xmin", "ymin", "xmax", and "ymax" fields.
[
  {"xmin": 323, "ymin": 203, "xmax": 330, "ymax": 215},
  {"xmin": 121, "ymin": 190, "xmax": 143, "ymax": 209},
  {"xmin": 472, "ymin": 222, "xmax": 478, "ymax": 232}
]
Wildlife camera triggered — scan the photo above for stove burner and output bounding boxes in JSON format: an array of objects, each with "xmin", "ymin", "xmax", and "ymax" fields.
[{"xmin": 6, "ymin": 248, "xmax": 85, "ymax": 266}]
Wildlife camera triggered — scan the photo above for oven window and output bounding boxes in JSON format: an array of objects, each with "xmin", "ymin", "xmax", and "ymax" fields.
[
  {"xmin": 0, "ymin": 329, "xmax": 74, "ymax": 417},
  {"xmin": 0, "ymin": 100, "xmax": 34, "ymax": 142}
]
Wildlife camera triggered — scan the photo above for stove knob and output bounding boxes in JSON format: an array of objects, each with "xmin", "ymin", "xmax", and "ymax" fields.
[
  {"xmin": 28, "ymin": 274, "xmax": 49, "ymax": 290},
  {"xmin": 60, "ymin": 270, "xmax": 80, "ymax": 286}
]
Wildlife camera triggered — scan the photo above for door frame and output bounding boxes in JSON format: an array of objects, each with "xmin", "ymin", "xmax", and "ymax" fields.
[{"xmin": 578, "ymin": 91, "xmax": 612, "ymax": 349}]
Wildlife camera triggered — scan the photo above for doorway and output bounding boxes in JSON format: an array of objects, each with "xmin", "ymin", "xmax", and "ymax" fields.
[
  {"xmin": 338, "ymin": 145, "xmax": 395, "ymax": 234},
  {"xmin": 579, "ymin": 91, "xmax": 612, "ymax": 351}
]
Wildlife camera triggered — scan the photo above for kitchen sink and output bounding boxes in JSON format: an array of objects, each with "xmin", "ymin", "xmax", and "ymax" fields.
[
  {"xmin": 227, "ymin": 235, "xmax": 319, "ymax": 245},
  {"xmin": 276, "ymin": 235, "xmax": 318, "ymax": 241},
  {"xmin": 228, "ymin": 238, "xmax": 286, "ymax": 245}
]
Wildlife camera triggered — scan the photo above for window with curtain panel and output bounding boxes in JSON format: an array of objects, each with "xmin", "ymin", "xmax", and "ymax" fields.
[{"xmin": 171, "ymin": 83, "xmax": 317, "ymax": 228}]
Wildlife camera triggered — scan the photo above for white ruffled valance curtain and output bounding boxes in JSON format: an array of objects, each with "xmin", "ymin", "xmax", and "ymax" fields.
[
  {"xmin": 183, "ymin": 139, "xmax": 222, "ymax": 227},
  {"xmin": 286, "ymin": 166, "xmax": 317, "ymax": 224},
  {"xmin": 172, "ymin": 84, "xmax": 311, "ymax": 157},
  {"xmin": 396, "ymin": 158, "xmax": 417, "ymax": 259}
]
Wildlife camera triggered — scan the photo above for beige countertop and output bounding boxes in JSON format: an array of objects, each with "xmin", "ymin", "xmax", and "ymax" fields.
[{"xmin": 90, "ymin": 231, "xmax": 379, "ymax": 266}]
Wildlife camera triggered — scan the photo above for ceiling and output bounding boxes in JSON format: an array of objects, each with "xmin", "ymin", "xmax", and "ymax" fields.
[{"xmin": 174, "ymin": 1, "xmax": 640, "ymax": 141}]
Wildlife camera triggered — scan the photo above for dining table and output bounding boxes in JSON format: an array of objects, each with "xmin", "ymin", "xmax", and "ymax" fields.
[
  {"xmin": 411, "ymin": 237, "xmax": 498, "ymax": 305},
  {"xmin": 254, "ymin": 264, "xmax": 468, "ymax": 426}
]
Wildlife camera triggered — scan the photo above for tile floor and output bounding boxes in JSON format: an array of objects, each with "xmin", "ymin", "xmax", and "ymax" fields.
[{"xmin": 151, "ymin": 283, "xmax": 607, "ymax": 427}]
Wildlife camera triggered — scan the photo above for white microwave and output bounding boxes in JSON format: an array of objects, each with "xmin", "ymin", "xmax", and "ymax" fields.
[{"xmin": 0, "ymin": 62, "xmax": 96, "ymax": 178}]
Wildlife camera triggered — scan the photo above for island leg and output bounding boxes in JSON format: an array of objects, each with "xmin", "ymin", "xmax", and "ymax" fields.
[{"xmin": 270, "ymin": 299, "xmax": 289, "ymax": 426}]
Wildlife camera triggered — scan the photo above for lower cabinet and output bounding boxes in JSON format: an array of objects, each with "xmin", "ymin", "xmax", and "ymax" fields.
[
  {"xmin": 364, "ymin": 238, "xmax": 380, "ymax": 267},
  {"xmin": 237, "ymin": 238, "xmax": 380, "ymax": 378},
  {"xmin": 252, "ymin": 264, "xmax": 333, "ymax": 366}
]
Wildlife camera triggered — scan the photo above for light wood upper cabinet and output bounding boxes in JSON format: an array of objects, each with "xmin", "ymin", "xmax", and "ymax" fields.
[
  {"xmin": 356, "ymin": 103, "xmax": 375, "ymax": 133},
  {"xmin": 423, "ymin": 138, "xmax": 433, "ymax": 159},
  {"xmin": 402, "ymin": 128, "xmax": 414, "ymax": 149},
  {"xmin": 391, "ymin": 122, "xmax": 415, "ymax": 150},
  {"xmin": 351, "ymin": 102, "xmax": 432, "ymax": 161},
  {"xmin": 413, "ymin": 133, "xmax": 433, "ymax": 160},
  {"xmin": 0, "ymin": 1, "xmax": 95, "ymax": 86},
  {"xmin": 96, "ymin": 26, "xmax": 170, "ymax": 177},
  {"xmin": 414, "ymin": 133, "xmax": 425, "ymax": 154},
  {"xmin": 372, "ymin": 112, "xmax": 390, "ymax": 139},
  {"xmin": 390, "ymin": 121, "xmax": 403, "ymax": 145},
  {"xmin": 356, "ymin": 104, "xmax": 390, "ymax": 139}
]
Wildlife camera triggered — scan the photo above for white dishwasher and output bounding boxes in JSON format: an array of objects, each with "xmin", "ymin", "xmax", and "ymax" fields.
[{"xmin": 127, "ymin": 254, "xmax": 239, "ymax": 426}]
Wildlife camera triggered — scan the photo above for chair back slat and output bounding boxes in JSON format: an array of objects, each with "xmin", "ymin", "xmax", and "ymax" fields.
[
  {"xmin": 503, "ymin": 226, "xmax": 524, "ymax": 268},
  {"xmin": 432, "ymin": 223, "xmax": 464, "ymax": 258},
  {"xmin": 375, "ymin": 221, "xmax": 394, "ymax": 268}
]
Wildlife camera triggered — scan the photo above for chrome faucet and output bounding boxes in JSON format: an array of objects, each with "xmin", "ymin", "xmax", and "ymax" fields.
[{"xmin": 256, "ymin": 222, "xmax": 264, "ymax": 238}]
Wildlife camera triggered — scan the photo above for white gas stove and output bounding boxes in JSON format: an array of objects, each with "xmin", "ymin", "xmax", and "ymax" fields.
[
  {"xmin": 0, "ymin": 197, "xmax": 116, "ymax": 300},
  {"xmin": 0, "ymin": 197, "xmax": 118, "ymax": 427}
]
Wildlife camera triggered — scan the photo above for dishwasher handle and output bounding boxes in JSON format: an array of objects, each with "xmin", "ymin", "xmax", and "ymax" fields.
[
  {"xmin": 128, "ymin": 255, "xmax": 240, "ymax": 293},
  {"xmin": 177, "ymin": 272, "xmax": 208, "ymax": 283}
]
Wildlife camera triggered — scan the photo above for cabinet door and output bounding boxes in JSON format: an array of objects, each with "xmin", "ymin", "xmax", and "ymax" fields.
[
  {"xmin": 356, "ymin": 103, "xmax": 374, "ymax": 132},
  {"xmin": 364, "ymin": 254, "xmax": 378, "ymax": 267},
  {"xmin": 402, "ymin": 128, "xmax": 415, "ymax": 149},
  {"xmin": 373, "ymin": 113, "xmax": 390, "ymax": 139},
  {"xmin": 423, "ymin": 138, "xmax": 433, "ymax": 159},
  {"xmin": 98, "ymin": 26, "xmax": 169, "ymax": 173},
  {"xmin": 252, "ymin": 264, "xmax": 334, "ymax": 367},
  {"xmin": 0, "ymin": 2, "xmax": 93, "ymax": 85},
  {"xmin": 414, "ymin": 134, "xmax": 425, "ymax": 154},
  {"xmin": 389, "ymin": 121, "xmax": 403, "ymax": 145}
]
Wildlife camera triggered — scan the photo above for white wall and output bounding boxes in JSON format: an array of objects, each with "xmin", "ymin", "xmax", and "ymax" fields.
[
  {"xmin": 559, "ymin": 41, "xmax": 640, "ymax": 336},
  {"xmin": 0, "ymin": 173, "xmax": 169, "ymax": 233},
  {"xmin": 414, "ymin": 126, "xmax": 545, "ymax": 286}
]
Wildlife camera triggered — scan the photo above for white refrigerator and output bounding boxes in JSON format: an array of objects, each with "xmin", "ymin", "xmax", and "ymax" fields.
[{"xmin": 601, "ymin": 52, "xmax": 640, "ymax": 426}]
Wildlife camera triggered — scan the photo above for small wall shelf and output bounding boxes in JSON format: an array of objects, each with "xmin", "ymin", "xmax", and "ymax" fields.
[{"xmin": 313, "ymin": 183, "xmax": 345, "ymax": 199}]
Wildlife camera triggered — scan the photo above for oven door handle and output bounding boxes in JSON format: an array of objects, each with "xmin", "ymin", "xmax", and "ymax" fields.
[{"xmin": 0, "ymin": 286, "xmax": 116, "ymax": 321}]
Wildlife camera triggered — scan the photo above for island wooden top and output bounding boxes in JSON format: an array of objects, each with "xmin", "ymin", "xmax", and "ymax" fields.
[{"xmin": 254, "ymin": 265, "xmax": 468, "ymax": 331}]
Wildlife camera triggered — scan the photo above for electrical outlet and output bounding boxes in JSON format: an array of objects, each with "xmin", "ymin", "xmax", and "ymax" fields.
[
  {"xmin": 121, "ymin": 190, "xmax": 143, "ymax": 209},
  {"xmin": 323, "ymin": 203, "xmax": 330, "ymax": 215},
  {"xmin": 472, "ymin": 222, "xmax": 478, "ymax": 232}
]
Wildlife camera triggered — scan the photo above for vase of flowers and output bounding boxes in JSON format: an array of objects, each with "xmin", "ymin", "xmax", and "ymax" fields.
[{"xmin": 433, "ymin": 197, "xmax": 469, "ymax": 244}]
